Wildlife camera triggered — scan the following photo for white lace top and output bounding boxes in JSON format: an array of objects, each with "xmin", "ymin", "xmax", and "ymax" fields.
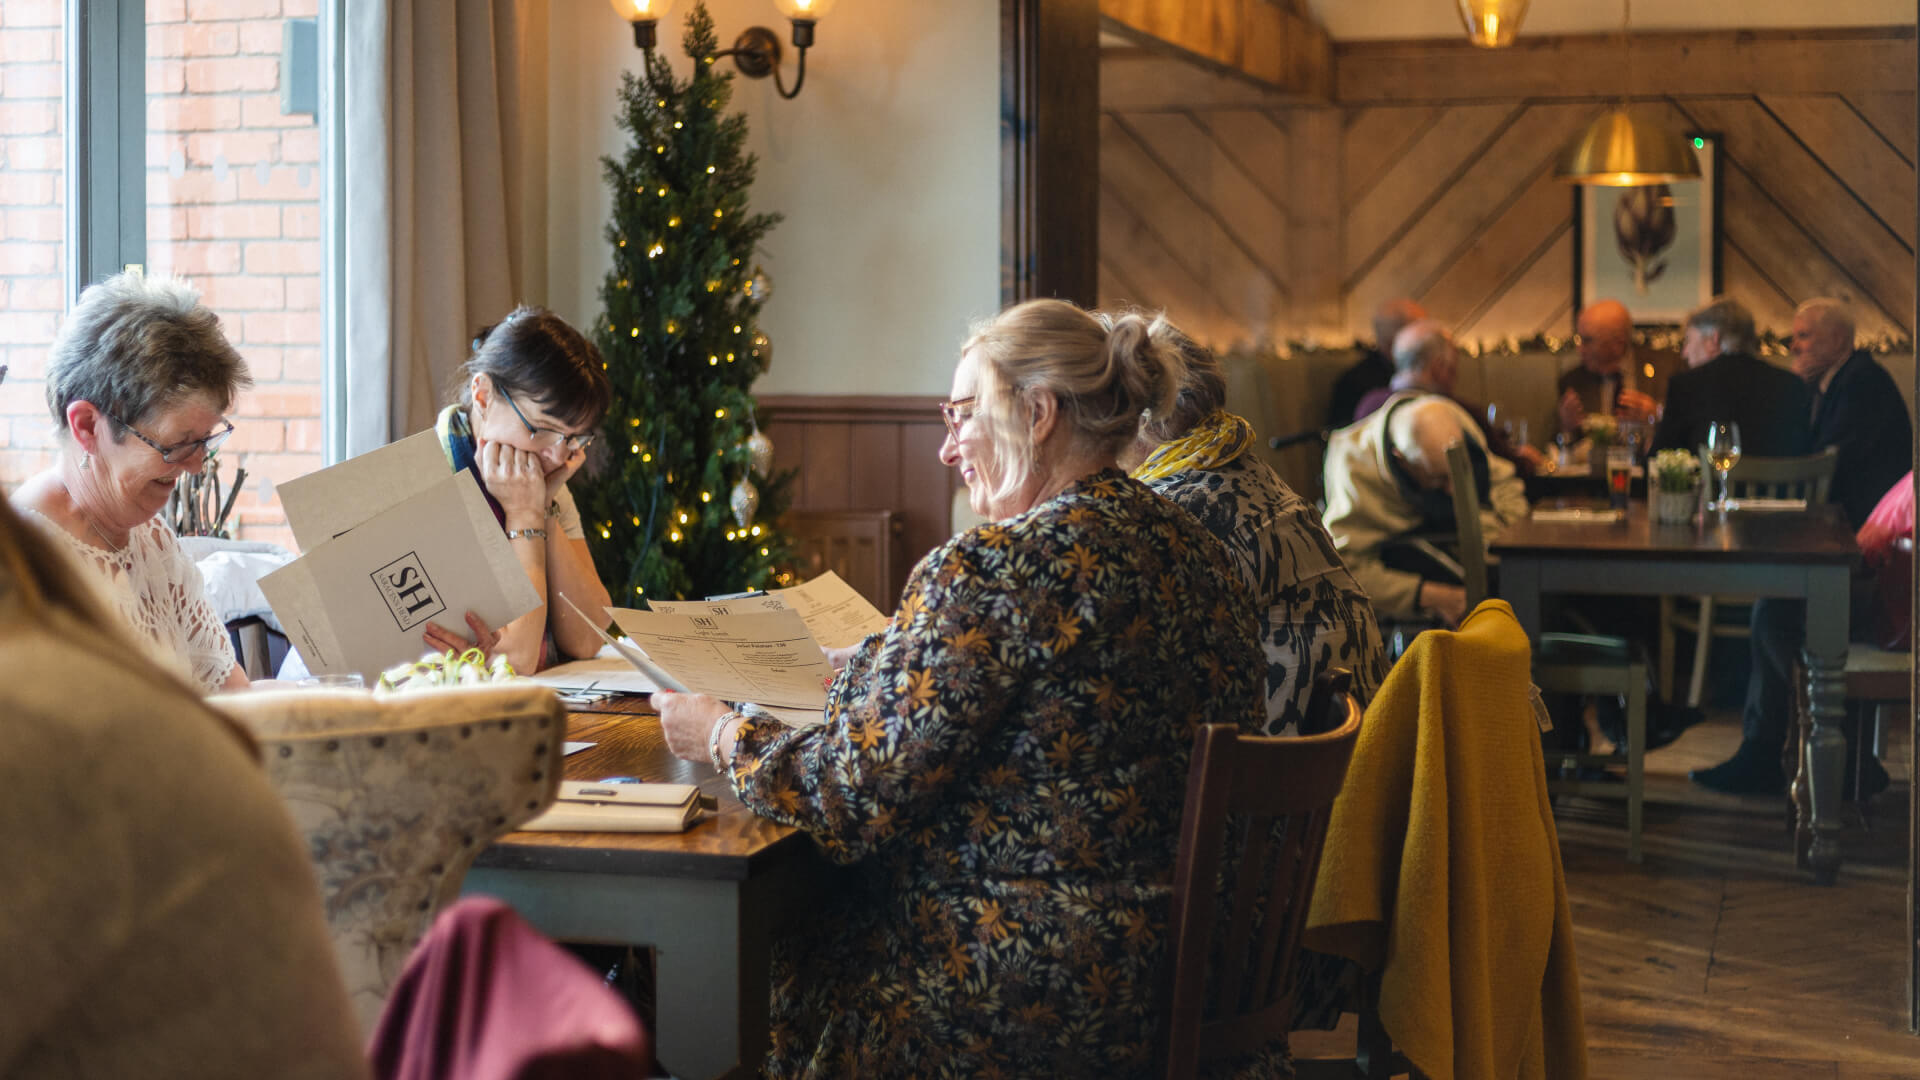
[{"xmin": 27, "ymin": 512, "xmax": 238, "ymax": 693}]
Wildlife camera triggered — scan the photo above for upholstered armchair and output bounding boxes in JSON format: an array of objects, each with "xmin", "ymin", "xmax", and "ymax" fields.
[{"xmin": 214, "ymin": 683, "xmax": 566, "ymax": 1031}]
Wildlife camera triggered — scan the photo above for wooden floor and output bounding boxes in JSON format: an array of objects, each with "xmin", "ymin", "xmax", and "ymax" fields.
[{"xmin": 1293, "ymin": 713, "xmax": 1918, "ymax": 1078}]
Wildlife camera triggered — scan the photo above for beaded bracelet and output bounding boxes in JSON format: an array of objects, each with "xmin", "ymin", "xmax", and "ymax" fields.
[{"xmin": 707, "ymin": 710, "xmax": 744, "ymax": 774}]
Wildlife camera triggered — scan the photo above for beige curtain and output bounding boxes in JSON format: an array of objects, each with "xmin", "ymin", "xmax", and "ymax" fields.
[{"xmin": 343, "ymin": 0, "xmax": 550, "ymax": 453}]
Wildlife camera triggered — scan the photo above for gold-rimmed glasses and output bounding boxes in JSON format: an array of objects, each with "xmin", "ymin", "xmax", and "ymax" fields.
[{"xmin": 939, "ymin": 396, "xmax": 976, "ymax": 437}]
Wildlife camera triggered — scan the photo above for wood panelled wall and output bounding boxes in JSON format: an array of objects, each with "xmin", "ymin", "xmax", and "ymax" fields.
[
  {"xmin": 1097, "ymin": 29, "xmax": 1919, "ymax": 347},
  {"xmin": 758, "ymin": 396, "xmax": 953, "ymax": 605}
]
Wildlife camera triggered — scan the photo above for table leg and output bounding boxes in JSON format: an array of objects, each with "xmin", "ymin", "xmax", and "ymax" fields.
[
  {"xmin": 1503, "ymin": 558, "xmax": 1544, "ymax": 642},
  {"xmin": 463, "ymin": 869, "xmax": 757, "ymax": 1079},
  {"xmin": 1800, "ymin": 569, "xmax": 1851, "ymax": 886}
]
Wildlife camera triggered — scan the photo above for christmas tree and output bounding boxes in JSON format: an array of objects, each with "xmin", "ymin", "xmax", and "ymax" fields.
[{"xmin": 576, "ymin": 2, "xmax": 793, "ymax": 604}]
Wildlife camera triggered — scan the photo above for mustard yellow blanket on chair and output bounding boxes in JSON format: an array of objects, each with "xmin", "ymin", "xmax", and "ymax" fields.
[{"xmin": 1304, "ymin": 600, "xmax": 1587, "ymax": 1080}]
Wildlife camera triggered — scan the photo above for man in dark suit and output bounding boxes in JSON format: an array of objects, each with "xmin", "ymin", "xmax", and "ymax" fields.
[
  {"xmin": 1550, "ymin": 299, "xmax": 1685, "ymax": 447},
  {"xmin": 1326, "ymin": 298, "xmax": 1424, "ymax": 430},
  {"xmin": 1691, "ymin": 299, "xmax": 1907, "ymax": 796},
  {"xmin": 1650, "ymin": 297, "xmax": 1812, "ymax": 458}
]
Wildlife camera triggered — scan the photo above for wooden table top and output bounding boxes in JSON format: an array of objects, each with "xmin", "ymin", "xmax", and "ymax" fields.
[
  {"xmin": 474, "ymin": 696, "xmax": 805, "ymax": 882},
  {"xmin": 1490, "ymin": 501, "xmax": 1858, "ymax": 564}
]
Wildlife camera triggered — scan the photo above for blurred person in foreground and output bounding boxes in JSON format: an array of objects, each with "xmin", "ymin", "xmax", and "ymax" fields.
[
  {"xmin": 1118, "ymin": 314, "xmax": 1388, "ymax": 731},
  {"xmin": 10, "ymin": 271, "xmax": 251, "ymax": 693},
  {"xmin": 1323, "ymin": 321, "xmax": 1528, "ymax": 628},
  {"xmin": 0, "ymin": 496, "xmax": 365, "ymax": 1078},
  {"xmin": 654, "ymin": 300, "xmax": 1283, "ymax": 1077}
]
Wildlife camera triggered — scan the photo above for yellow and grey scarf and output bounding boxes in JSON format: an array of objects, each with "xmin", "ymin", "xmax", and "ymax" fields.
[{"xmin": 1131, "ymin": 409, "xmax": 1254, "ymax": 483}]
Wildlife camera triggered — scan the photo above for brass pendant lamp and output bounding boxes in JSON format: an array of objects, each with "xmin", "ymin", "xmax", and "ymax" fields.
[
  {"xmin": 1456, "ymin": 0, "xmax": 1530, "ymax": 48},
  {"xmin": 1554, "ymin": 0, "xmax": 1701, "ymax": 186}
]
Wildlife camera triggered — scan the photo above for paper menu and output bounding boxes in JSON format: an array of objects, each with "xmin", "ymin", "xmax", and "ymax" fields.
[
  {"xmin": 769, "ymin": 571, "xmax": 892, "ymax": 649},
  {"xmin": 276, "ymin": 430, "xmax": 447, "ymax": 549},
  {"xmin": 648, "ymin": 570, "xmax": 890, "ymax": 650},
  {"xmin": 607, "ymin": 605, "xmax": 833, "ymax": 710},
  {"xmin": 259, "ymin": 470, "xmax": 540, "ymax": 679}
]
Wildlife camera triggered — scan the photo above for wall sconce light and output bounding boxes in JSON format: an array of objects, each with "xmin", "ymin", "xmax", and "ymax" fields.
[{"xmin": 609, "ymin": 0, "xmax": 835, "ymax": 100}]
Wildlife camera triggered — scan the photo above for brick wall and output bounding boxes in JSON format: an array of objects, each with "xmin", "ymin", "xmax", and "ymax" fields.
[{"xmin": 0, "ymin": 0, "xmax": 323, "ymax": 552}]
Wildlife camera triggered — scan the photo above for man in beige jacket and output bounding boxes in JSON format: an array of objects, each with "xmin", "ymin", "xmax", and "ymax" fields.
[{"xmin": 1322, "ymin": 321, "xmax": 1529, "ymax": 627}]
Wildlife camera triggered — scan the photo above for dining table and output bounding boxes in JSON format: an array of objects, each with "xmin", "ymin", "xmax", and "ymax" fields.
[
  {"xmin": 463, "ymin": 696, "xmax": 839, "ymax": 1080},
  {"xmin": 1490, "ymin": 500, "xmax": 1860, "ymax": 883}
]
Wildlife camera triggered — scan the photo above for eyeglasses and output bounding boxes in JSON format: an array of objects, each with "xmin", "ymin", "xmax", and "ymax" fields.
[
  {"xmin": 498, "ymin": 388, "xmax": 597, "ymax": 451},
  {"xmin": 939, "ymin": 396, "xmax": 977, "ymax": 437},
  {"xmin": 101, "ymin": 408, "xmax": 233, "ymax": 464}
]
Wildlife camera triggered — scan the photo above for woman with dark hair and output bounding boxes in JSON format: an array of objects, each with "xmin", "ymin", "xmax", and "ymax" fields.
[
  {"xmin": 421, "ymin": 305, "xmax": 615, "ymax": 674},
  {"xmin": 1118, "ymin": 314, "xmax": 1388, "ymax": 732}
]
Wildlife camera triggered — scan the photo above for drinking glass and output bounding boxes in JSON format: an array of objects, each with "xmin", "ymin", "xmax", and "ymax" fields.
[
  {"xmin": 299, "ymin": 673, "xmax": 365, "ymax": 690},
  {"xmin": 1706, "ymin": 421, "xmax": 1742, "ymax": 512}
]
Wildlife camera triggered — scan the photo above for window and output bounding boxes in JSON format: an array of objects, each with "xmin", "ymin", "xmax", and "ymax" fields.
[
  {"xmin": 0, "ymin": 0, "xmax": 330, "ymax": 552},
  {"xmin": 0, "ymin": 0, "xmax": 68, "ymax": 491}
]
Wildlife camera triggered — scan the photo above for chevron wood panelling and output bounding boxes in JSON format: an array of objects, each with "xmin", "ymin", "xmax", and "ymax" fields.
[{"xmin": 1100, "ymin": 40, "xmax": 1918, "ymax": 350}]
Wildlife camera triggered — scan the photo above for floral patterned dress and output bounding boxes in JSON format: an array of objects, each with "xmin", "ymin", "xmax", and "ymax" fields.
[
  {"xmin": 726, "ymin": 469, "xmax": 1274, "ymax": 1078},
  {"xmin": 1145, "ymin": 455, "xmax": 1389, "ymax": 733}
]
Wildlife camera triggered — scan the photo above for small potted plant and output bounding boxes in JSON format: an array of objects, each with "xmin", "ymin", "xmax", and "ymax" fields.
[
  {"xmin": 1581, "ymin": 412, "xmax": 1619, "ymax": 450},
  {"xmin": 1649, "ymin": 448, "xmax": 1701, "ymax": 524}
]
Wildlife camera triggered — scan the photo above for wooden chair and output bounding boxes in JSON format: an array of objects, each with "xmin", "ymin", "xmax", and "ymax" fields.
[
  {"xmin": 784, "ymin": 508, "xmax": 898, "ymax": 611},
  {"xmin": 1447, "ymin": 440, "xmax": 1649, "ymax": 861},
  {"xmin": 1162, "ymin": 672, "xmax": 1364, "ymax": 1080},
  {"xmin": 213, "ymin": 683, "xmax": 566, "ymax": 1032},
  {"xmin": 1660, "ymin": 446, "xmax": 1839, "ymax": 706}
]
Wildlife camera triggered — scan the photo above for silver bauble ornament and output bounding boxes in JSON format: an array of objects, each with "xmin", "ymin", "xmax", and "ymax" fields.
[
  {"xmin": 746, "ymin": 268, "xmax": 773, "ymax": 303},
  {"xmin": 730, "ymin": 479, "xmax": 759, "ymax": 528},
  {"xmin": 746, "ymin": 429, "xmax": 774, "ymax": 476}
]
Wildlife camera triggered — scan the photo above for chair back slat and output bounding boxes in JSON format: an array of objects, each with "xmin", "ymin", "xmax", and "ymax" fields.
[
  {"xmin": 1445, "ymin": 440, "xmax": 1489, "ymax": 607},
  {"xmin": 1162, "ymin": 669, "xmax": 1364, "ymax": 1079},
  {"xmin": 1702, "ymin": 444, "xmax": 1839, "ymax": 503}
]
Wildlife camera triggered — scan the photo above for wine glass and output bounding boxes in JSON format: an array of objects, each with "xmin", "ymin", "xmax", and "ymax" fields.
[{"xmin": 1706, "ymin": 421, "xmax": 1742, "ymax": 511}]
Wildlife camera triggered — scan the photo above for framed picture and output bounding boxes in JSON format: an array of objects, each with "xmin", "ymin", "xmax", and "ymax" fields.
[{"xmin": 1572, "ymin": 132, "xmax": 1721, "ymax": 325}]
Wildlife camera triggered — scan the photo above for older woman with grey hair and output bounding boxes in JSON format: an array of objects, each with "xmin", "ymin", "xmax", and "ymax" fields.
[
  {"xmin": 1118, "ymin": 315, "xmax": 1389, "ymax": 731},
  {"xmin": 10, "ymin": 271, "xmax": 252, "ymax": 693}
]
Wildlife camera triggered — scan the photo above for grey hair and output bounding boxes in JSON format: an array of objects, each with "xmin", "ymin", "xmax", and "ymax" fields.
[
  {"xmin": 45, "ymin": 271, "xmax": 250, "ymax": 437},
  {"xmin": 1684, "ymin": 296, "xmax": 1757, "ymax": 356},
  {"xmin": 1391, "ymin": 318, "xmax": 1452, "ymax": 375},
  {"xmin": 1794, "ymin": 297, "xmax": 1855, "ymax": 346},
  {"xmin": 963, "ymin": 299, "xmax": 1179, "ymax": 507}
]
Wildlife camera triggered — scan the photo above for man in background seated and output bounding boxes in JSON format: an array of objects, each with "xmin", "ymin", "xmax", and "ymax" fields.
[
  {"xmin": 1353, "ymin": 319, "xmax": 1545, "ymax": 477},
  {"xmin": 1327, "ymin": 297, "xmax": 1425, "ymax": 429},
  {"xmin": 1692, "ymin": 299, "xmax": 1912, "ymax": 795},
  {"xmin": 1551, "ymin": 299, "xmax": 1680, "ymax": 447},
  {"xmin": 1651, "ymin": 296, "xmax": 1811, "ymax": 457},
  {"xmin": 1323, "ymin": 323, "xmax": 1528, "ymax": 628}
]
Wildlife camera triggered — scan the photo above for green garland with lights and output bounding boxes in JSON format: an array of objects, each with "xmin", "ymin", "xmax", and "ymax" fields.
[
  {"xmin": 1275, "ymin": 329, "xmax": 1913, "ymax": 360},
  {"xmin": 573, "ymin": 2, "xmax": 794, "ymax": 604}
]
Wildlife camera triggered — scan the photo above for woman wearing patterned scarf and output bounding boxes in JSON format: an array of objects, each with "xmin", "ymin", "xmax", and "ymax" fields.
[{"xmin": 1120, "ymin": 315, "xmax": 1389, "ymax": 733}]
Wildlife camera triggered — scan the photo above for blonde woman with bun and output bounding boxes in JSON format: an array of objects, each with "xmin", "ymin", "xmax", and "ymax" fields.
[{"xmin": 654, "ymin": 299, "xmax": 1277, "ymax": 1076}]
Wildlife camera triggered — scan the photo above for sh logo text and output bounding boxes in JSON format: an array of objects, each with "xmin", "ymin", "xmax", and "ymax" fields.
[{"xmin": 373, "ymin": 553, "xmax": 446, "ymax": 632}]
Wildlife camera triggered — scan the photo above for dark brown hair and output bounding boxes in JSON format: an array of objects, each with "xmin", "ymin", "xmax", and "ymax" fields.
[{"xmin": 458, "ymin": 306, "xmax": 612, "ymax": 431}]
